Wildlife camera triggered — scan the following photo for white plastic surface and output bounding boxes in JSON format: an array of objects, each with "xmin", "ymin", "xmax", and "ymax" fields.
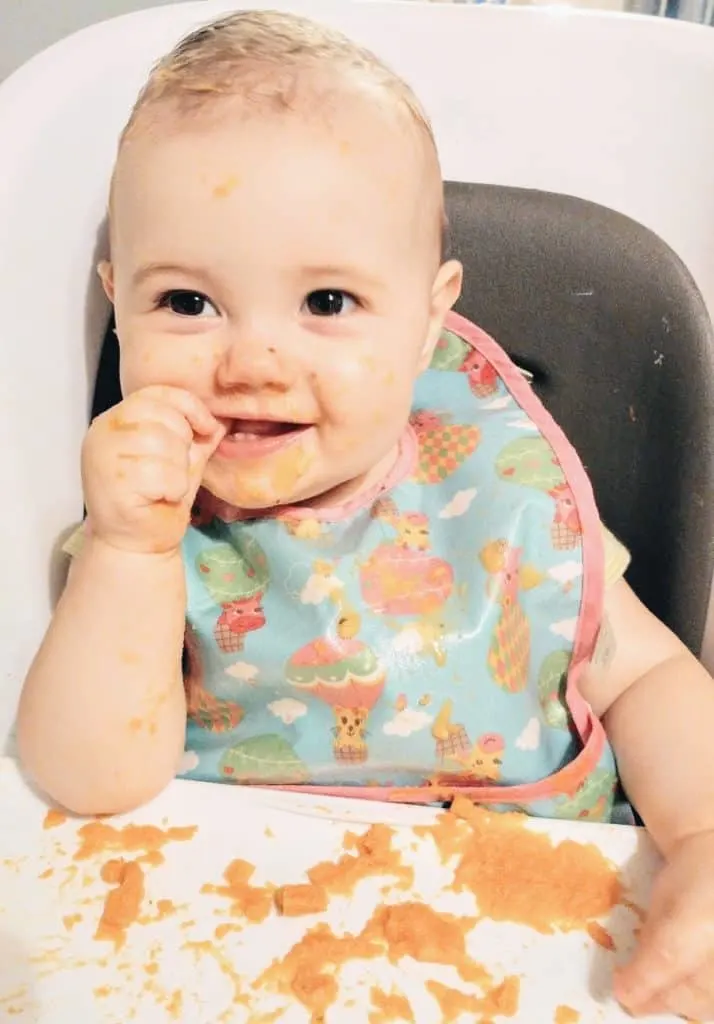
[
  {"xmin": 0, "ymin": 756, "xmax": 680, "ymax": 1022},
  {"xmin": 1, "ymin": 1, "xmax": 714, "ymax": 749}
]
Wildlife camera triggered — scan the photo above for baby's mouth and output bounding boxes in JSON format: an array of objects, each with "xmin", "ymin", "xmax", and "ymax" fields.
[
  {"xmin": 226, "ymin": 419, "xmax": 303, "ymax": 439},
  {"xmin": 217, "ymin": 418, "xmax": 312, "ymax": 458}
]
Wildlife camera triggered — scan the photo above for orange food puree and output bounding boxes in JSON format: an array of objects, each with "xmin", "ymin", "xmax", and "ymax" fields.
[
  {"xmin": 365, "ymin": 903, "xmax": 484, "ymax": 984},
  {"xmin": 555, "ymin": 1007, "xmax": 581, "ymax": 1024},
  {"xmin": 260, "ymin": 902, "xmax": 500, "ymax": 1022},
  {"xmin": 95, "ymin": 859, "xmax": 145, "ymax": 949},
  {"xmin": 427, "ymin": 976, "xmax": 520, "ymax": 1022},
  {"xmin": 586, "ymin": 921, "xmax": 615, "ymax": 951},
  {"xmin": 74, "ymin": 822, "xmax": 196, "ymax": 864},
  {"xmin": 427, "ymin": 797, "xmax": 622, "ymax": 935},
  {"xmin": 201, "ymin": 858, "xmax": 274, "ymax": 923},
  {"xmin": 43, "ymin": 808, "xmax": 67, "ymax": 830},
  {"xmin": 258, "ymin": 921, "xmax": 381, "ymax": 1023},
  {"xmin": 307, "ymin": 823, "xmax": 413, "ymax": 894},
  {"xmin": 369, "ymin": 985, "xmax": 414, "ymax": 1022}
]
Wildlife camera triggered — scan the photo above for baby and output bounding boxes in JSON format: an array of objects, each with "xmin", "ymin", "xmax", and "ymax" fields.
[{"xmin": 17, "ymin": 10, "xmax": 714, "ymax": 1018}]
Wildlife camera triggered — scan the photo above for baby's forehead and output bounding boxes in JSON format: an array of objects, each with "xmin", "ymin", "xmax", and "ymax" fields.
[{"xmin": 110, "ymin": 85, "xmax": 443, "ymax": 264}]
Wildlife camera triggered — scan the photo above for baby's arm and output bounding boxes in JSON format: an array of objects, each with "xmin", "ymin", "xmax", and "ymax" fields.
[
  {"xmin": 580, "ymin": 579, "xmax": 714, "ymax": 852},
  {"xmin": 580, "ymin": 579, "xmax": 714, "ymax": 1017},
  {"xmin": 18, "ymin": 541, "xmax": 187, "ymax": 816},
  {"xmin": 17, "ymin": 386, "xmax": 225, "ymax": 816}
]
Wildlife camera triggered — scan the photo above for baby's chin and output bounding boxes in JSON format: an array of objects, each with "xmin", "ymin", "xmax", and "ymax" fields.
[{"xmin": 202, "ymin": 454, "xmax": 330, "ymax": 513}]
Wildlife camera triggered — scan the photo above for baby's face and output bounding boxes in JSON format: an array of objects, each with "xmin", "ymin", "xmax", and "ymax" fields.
[{"xmin": 105, "ymin": 91, "xmax": 461, "ymax": 510}]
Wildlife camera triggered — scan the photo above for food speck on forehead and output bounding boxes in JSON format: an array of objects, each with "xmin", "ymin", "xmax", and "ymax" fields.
[{"xmin": 212, "ymin": 175, "xmax": 241, "ymax": 199}]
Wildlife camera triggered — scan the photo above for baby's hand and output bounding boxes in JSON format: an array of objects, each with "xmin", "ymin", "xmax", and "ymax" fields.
[
  {"xmin": 82, "ymin": 386, "xmax": 225, "ymax": 554},
  {"xmin": 614, "ymin": 829, "xmax": 714, "ymax": 1021}
]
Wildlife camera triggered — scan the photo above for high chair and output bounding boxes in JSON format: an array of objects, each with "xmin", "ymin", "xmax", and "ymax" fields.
[{"xmin": 2, "ymin": 0, "xmax": 714, "ymax": 754}]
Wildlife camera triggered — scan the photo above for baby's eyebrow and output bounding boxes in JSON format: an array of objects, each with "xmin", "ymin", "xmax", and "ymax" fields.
[
  {"xmin": 131, "ymin": 262, "xmax": 214, "ymax": 288},
  {"xmin": 299, "ymin": 264, "xmax": 385, "ymax": 291}
]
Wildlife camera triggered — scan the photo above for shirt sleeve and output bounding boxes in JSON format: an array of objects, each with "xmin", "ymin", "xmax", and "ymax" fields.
[
  {"xmin": 602, "ymin": 523, "xmax": 630, "ymax": 589},
  {"xmin": 61, "ymin": 522, "xmax": 87, "ymax": 559}
]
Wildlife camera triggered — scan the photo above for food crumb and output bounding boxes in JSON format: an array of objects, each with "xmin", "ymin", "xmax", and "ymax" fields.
[
  {"xmin": 555, "ymin": 1007, "xmax": 581, "ymax": 1024},
  {"xmin": 215, "ymin": 923, "xmax": 243, "ymax": 940},
  {"xmin": 586, "ymin": 921, "xmax": 616, "ymax": 951},
  {"xmin": 166, "ymin": 990, "xmax": 183, "ymax": 1018},
  {"xmin": 369, "ymin": 984, "xmax": 414, "ymax": 1022},
  {"xmin": 275, "ymin": 883, "xmax": 329, "ymax": 917},
  {"xmin": 154, "ymin": 898, "xmax": 177, "ymax": 921},
  {"xmin": 43, "ymin": 809, "xmax": 67, "ymax": 830},
  {"xmin": 62, "ymin": 913, "xmax": 82, "ymax": 931},
  {"xmin": 38, "ymin": 867, "xmax": 54, "ymax": 880},
  {"xmin": 93, "ymin": 986, "xmax": 114, "ymax": 999},
  {"xmin": 201, "ymin": 859, "xmax": 274, "ymax": 923},
  {"xmin": 95, "ymin": 859, "xmax": 145, "ymax": 949}
]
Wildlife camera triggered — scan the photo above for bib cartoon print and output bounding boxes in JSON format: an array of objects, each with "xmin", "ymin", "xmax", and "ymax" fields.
[{"xmin": 179, "ymin": 312, "xmax": 617, "ymax": 822}]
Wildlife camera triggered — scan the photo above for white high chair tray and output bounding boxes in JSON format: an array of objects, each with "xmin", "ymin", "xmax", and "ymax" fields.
[{"xmin": 0, "ymin": 756, "xmax": 679, "ymax": 1023}]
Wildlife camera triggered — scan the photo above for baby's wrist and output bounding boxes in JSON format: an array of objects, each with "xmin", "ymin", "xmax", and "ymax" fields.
[{"xmin": 80, "ymin": 530, "xmax": 184, "ymax": 566}]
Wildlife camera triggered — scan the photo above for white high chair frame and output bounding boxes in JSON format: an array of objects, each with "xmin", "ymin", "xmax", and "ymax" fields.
[{"xmin": 1, "ymin": 0, "xmax": 713, "ymax": 750}]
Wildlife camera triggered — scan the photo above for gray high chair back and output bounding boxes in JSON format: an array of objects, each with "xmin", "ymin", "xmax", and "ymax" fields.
[{"xmin": 92, "ymin": 182, "xmax": 714, "ymax": 656}]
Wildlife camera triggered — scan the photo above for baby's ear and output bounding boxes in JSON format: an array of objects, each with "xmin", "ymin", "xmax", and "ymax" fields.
[
  {"xmin": 419, "ymin": 260, "xmax": 463, "ymax": 371},
  {"xmin": 97, "ymin": 260, "xmax": 115, "ymax": 303}
]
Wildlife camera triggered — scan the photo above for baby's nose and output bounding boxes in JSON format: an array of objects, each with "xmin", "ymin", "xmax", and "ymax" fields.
[{"xmin": 216, "ymin": 331, "xmax": 295, "ymax": 392}]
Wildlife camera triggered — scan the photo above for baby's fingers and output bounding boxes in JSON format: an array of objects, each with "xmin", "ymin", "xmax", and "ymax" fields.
[
  {"xmin": 615, "ymin": 913, "xmax": 707, "ymax": 1016},
  {"xmin": 137, "ymin": 386, "xmax": 218, "ymax": 438},
  {"xmin": 189, "ymin": 421, "xmax": 227, "ymax": 474},
  {"xmin": 126, "ymin": 455, "xmax": 192, "ymax": 505},
  {"xmin": 634, "ymin": 967, "xmax": 714, "ymax": 1022}
]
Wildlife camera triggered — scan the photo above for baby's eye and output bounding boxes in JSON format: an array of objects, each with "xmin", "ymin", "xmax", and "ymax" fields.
[
  {"xmin": 158, "ymin": 290, "xmax": 219, "ymax": 318},
  {"xmin": 303, "ymin": 289, "xmax": 356, "ymax": 317}
]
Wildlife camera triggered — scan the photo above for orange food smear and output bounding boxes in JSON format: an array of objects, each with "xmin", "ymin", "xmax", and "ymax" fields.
[
  {"xmin": 258, "ymin": 921, "xmax": 381, "ymax": 1023},
  {"xmin": 308, "ymin": 824, "xmax": 413, "ymax": 895},
  {"xmin": 586, "ymin": 921, "xmax": 615, "ymax": 951},
  {"xmin": 166, "ymin": 990, "xmax": 183, "ymax": 1018},
  {"xmin": 201, "ymin": 858, "xmax": 274, "ymax": 923},
  {"xmin": 275, "ymin": 883, "xmax": 328, "ymax": 917},
  {"xmin": 43, "ymin": 809, "xmax": 67, "ymax": 830},
  {"xmin": 427, "ymin": 977, "xmax": 520, "ymax": 1022},
  {"xmin": 365, "ymin": 903, "xmax": 484, "ymax": 985},
  {"xmin": 422, "ymin": 799, "xmax": 622, "ymax": 935},
  {"xmin": 94, "ymin": 985, "xmax": 113, "ymax": 998},
  {"xmin": 144, "ymin": 963, "xmax": 159, "ymax": 976},
  {"xmin": 95, "ymin": 859, "xmax": 145, "ymax": 949},
  {"xmin": 555, "ymin": 1007, "xmax": 581, "ymax": 1024},
  {"xmin": 215, "ymin": 923, "xmax": 243, "ymax": 940},
  {"xmin": 74, "ymin": 822, "xmax": 196, "ymax": 864},
  {"xmin": 369, "ymin": 985, "xmax": 414, "ymax": 1022},
  {"xmin": 38, "ymin": 868, "xmax": 54, "ymax": 880},
  {"xmin": 260, "ymin": 900, "xmax": 494, "ymax": 1021},
  {"xmin": 184, "ymin": 940, "xmax": 250, "ymax": 1007},
  {"xmin": 62, "ymin": 913, "xmax": 82, "ymax": 931},
  {"xmin": 154, "ymin": 898, "xmax": 176, "ymax": 921}
]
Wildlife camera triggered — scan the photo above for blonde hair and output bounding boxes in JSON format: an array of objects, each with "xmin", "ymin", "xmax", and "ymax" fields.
[
  {"xmin": 122, "ymin": 9, "xmax": 436, "ymax": 149},
  {"xmin": 114, "ymin": 10, "xmax": 445, "ymax": 253}
]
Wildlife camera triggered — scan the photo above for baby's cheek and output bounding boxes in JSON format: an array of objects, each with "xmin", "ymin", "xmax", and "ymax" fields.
[{"xmin": 323, "ymin": 354, "xmax": 401, "ymax": 414}]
